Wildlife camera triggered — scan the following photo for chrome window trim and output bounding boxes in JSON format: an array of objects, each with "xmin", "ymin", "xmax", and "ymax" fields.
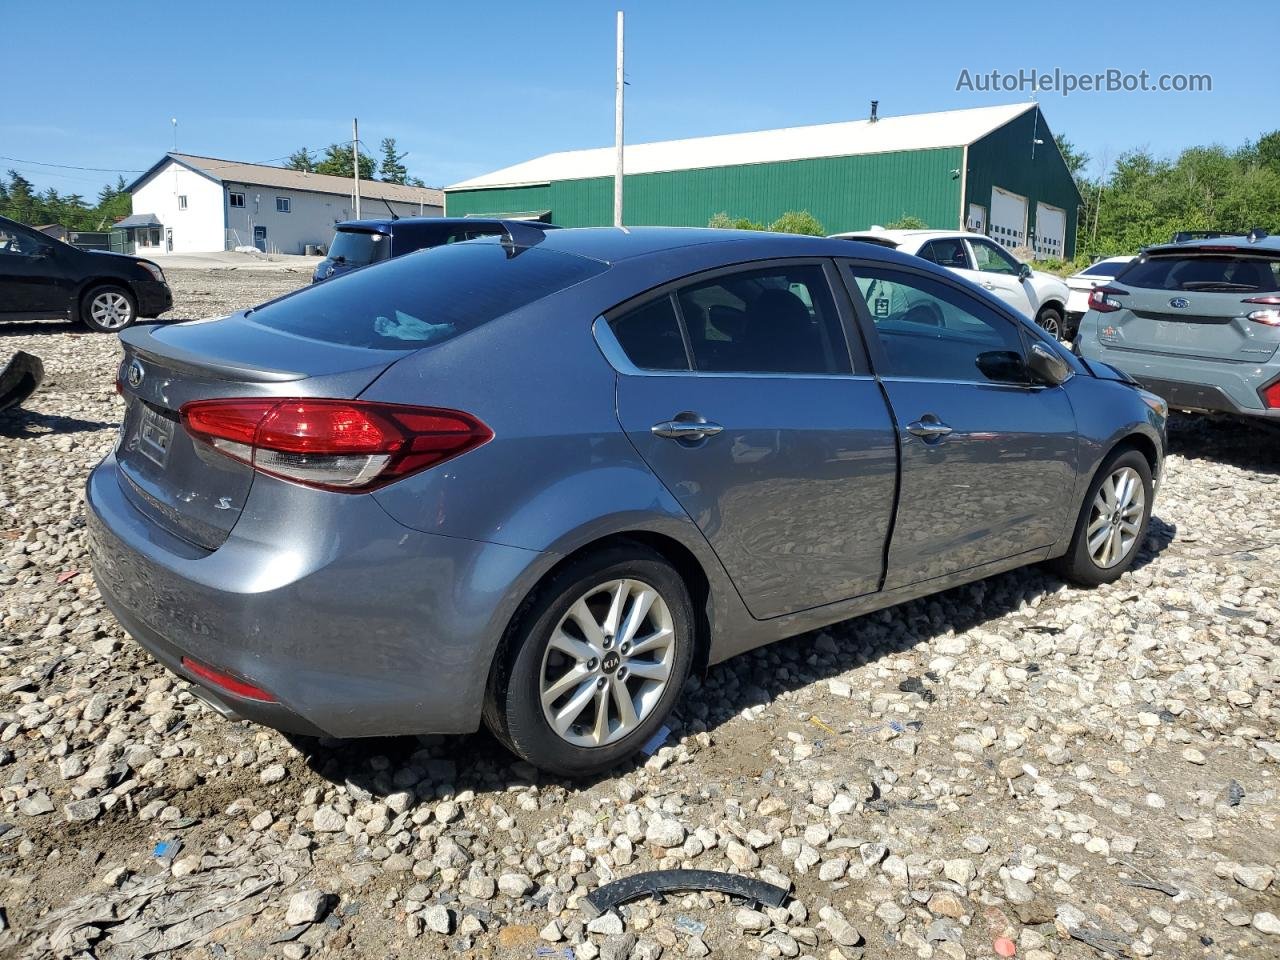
[{"xmin": 592, "ymin": 316, "xmax": 876, "ymax": 381}]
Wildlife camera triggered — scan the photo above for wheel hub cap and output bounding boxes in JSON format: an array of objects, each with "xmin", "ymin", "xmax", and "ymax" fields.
[
  {"xmin": 538, "ymin": 578, "xmax": 675, "ymax": 748},
  {"xmin": 1086, "ymin": 466, "xmax": 1144, "ymax": 569}
]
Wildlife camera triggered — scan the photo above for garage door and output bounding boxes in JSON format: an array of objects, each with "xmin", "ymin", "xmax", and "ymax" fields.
[
  {"xmin": 989, "ymin": 186, "xmax": 1028, "ymax": 251},
  {"xmin": 1034, "ymin": 203, "xmax": 1066, "ymax": 259}
]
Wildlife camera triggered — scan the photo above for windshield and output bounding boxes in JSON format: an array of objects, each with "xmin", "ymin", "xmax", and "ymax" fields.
[
  {"xmin": 251, "ymin": 239, "xmax": 607, "ymax": 349},
  {"xmin": 327, "ymin": 229, "xmax": 391, "ymax": 266},
  {"xmin": 1119, "ymin": 253, "xmax": 1280, "ymax": 292}
]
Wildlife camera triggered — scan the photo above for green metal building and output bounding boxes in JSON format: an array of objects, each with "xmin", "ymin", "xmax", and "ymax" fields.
[{"xmin": 446, "ymin": 102, "xmax": 1083, "ymax": 258}]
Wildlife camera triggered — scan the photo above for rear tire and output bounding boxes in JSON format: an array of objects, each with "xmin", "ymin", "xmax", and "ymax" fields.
[
  {"xmin": 485, "ymin": 544, "xmax": 694, "ymax": 777},
  {"xmin": 1051, "ymin": 447, "xmax": 1152, "ymax": 587},
  {"xmin": 1035, "ymin": 305, "xmax": 1065, "ymax": 341},
  {"xmin": 81, "ymin": 285, "xmax": 137, "ymax": 333}
]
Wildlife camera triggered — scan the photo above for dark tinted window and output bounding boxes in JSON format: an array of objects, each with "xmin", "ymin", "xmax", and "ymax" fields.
[
  {"xmin": 918, "ymin": 238, "xmax": 969, "ymax": 269},
  {"xmin": 1081, "ymin": 259, "xmax": 1126, "ymax": 277},
  {"xmin": 327, "ymin": 229, "xmax": 391, "ymax": 266},
  {"xmin": 609, "ymin": 296, "xmax": 689, "ymax": 371},
  {"xmin": 251, "ymin": 241, "xmax": 606, "ymax": 349},
  {"xmin": 849, "ymin": 267, "xmax": 1027, "ymax": 383},
  {"xmin": 1119, "ymin": 253, "xmax": 1280, "ymax": 292},
  {"xmin": 676, "ymin": 264, "xmax": 851, "ymax": 374}
]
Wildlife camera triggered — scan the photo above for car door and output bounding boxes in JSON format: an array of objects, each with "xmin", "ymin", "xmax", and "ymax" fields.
[
  {"xmin": 965, "ymin": 237, "xmax": 1036, "ymax": 317},
  {"xmin": 839, "ymin": 260, "xmax": 1078, "ymax": 589},
  {"xmin": 0, "ymin": 222, "xmax": 70, "ymax": 318},
  {"xmin": 603, "ymin": 260, "xmax": 899, "ymax": 619}
]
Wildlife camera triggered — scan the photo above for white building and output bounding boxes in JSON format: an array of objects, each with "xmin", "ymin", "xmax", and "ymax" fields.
[{"xmin": 120, "ymin": 153, "xmax": 443, "ymax": 256}]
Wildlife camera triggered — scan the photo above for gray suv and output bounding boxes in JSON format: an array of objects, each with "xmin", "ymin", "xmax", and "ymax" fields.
[
  {"xmin": 1076, "ymin": 234, "xmax": 1280, "ymax": 420},
  {"xmin": 87, "ymin": 228, "xmax": 1166, "ymax": 776}
]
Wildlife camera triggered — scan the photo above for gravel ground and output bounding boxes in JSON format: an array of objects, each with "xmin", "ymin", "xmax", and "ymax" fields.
[{"xmin": 0, "ymin": 268, "xmax": 1277, "ymax": 960}]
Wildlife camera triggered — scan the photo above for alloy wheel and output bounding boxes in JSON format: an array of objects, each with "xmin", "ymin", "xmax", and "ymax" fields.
[
  {"xmin": 1037, "ymin": 312, "xmax": 1062, "ymax": 340},
  {"xmin": 539, "ymin": 578, "xmax": 675, "ymax": 748},
  {"xmin": 1086, "ymin": 466, "xmax": 1144, "ymax": 568},
  {"xmin": 90, "ymin": 291, "xmax": 133, "ymax": 330}
]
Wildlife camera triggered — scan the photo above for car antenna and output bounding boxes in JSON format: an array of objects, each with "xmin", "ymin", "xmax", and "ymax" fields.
[
  {"xmin": 381, "ymin": 197, "xmax": 400, "ymax": 220},
  {"xmin": 498, "ymin": 219, "xmax": 546, "ymax": 258}
]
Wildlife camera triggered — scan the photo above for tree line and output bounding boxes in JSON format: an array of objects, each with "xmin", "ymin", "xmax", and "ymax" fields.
[{"xmin": 284, "ymin": 137, "xmax": 424, "ymax": 186}]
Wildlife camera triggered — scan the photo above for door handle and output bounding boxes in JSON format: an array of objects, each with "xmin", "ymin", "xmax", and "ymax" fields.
[
  {"xmin": 652, "ymin": 417, "xmax": 724, "ymax": 441},
  {"xmin": 906, "ymin": 417, "xmax": 953, "ymax": 440},
  {"xmin": 981, "ymin": 281, "xmax": 998, "ymax": 290}
]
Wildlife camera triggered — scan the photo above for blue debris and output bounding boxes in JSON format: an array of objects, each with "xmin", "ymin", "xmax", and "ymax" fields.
[
  {"xmin": 642, "ymin": 725, "xmax": 671, "ymax": 756},
  {"xmin": 674, "ymin": 915, "xmax": 707, "ymax": 937},
  {"xmin": 152, "ymin": 838, "xmax": 182, "ymax": 863}
]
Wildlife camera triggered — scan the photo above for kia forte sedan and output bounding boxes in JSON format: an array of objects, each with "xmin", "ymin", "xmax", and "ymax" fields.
[{"xmin": 87, "ymin": 227, "xmax": 1165, "ymax": 776}]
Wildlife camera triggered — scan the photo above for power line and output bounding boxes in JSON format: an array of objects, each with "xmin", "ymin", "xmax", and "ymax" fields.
[{"xmin": 0, "ymin": 155, "xmax": 145, "ymax": 173}]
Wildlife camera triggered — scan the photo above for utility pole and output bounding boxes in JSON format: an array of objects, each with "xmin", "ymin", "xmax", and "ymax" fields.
[
  {"xmin": 352, "ymin": 118, "xmax": 361, "ymax": 220},
  {"xmin": 613, "ymin": 11, "xmax": 624, "ymax": 227}
]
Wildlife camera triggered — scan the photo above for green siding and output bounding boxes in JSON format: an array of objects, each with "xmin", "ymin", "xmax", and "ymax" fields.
[
  {"xmin": 446, "ymin": 147, "xmax": 963, "ymax": 234},
  {"xmin": 965, "ymin": 106, "xmax": 1083, "ymax": 258},
  {"xmin": 444, "ymin": 183, "xmax": 551, "ymax": 219}
]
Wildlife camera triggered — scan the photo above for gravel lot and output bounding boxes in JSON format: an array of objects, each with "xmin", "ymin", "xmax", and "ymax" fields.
[{"xmin": 1, "ymin": 267, "xmax": 1277, "ymax": 960}]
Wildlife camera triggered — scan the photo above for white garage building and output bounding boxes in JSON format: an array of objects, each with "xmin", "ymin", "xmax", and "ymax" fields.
[{"xmin": 120, "ymin": 153, "xmax": 443, "ymax": 256}]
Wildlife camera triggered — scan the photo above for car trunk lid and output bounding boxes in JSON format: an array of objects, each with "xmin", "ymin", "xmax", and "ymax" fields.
[{"xmin": 114, "ymin": 318, "xmax": 409, "ymax": 551}]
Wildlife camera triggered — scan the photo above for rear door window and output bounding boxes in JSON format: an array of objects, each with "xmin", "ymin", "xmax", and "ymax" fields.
[
  {"xmin": 675, "ymin": 264, "xmax": 852, "ymax": 374},
  {"xmin": 251, "ymin": 240, "xmax": 607, "ymax": 349},
  {"xmin": 918, "ymin": 239, "xmax": 970, "ymax": 269},
  {"xmin": 1119, "ymin": 253, "xmax": 1280, "ymax": 292},
  {"xmin": 608, "ymin": 296, "xmax": 690, "ymax": 371}
]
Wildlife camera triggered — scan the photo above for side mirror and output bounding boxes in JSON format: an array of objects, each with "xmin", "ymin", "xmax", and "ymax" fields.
[
  {"xmin": 1018, "ymin": 262, "xmax": 1033, "ymax": 281},
  {"xmin": 1027, "ymin": 341, "xmax": 1071, "ymax": 385},
  {"xmin": 975, "ymin": 350, "xmax": 1030, "ymax": 384}
]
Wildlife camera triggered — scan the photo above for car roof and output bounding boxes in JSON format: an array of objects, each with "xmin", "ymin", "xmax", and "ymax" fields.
[
  {"xmin": 527, "ymin": 225, "xmax": 913, "ymax": 265},
  {"xmin": 334, "ymin": 216, "xmax": 557, "ymax": 232},
  {"xmin": 829, "ymin": 229, "xmax": 986, "ymax": 248},
  {"xmin": 1143, "ymin": 234, "xmax": 1280, "ymax": 256}
]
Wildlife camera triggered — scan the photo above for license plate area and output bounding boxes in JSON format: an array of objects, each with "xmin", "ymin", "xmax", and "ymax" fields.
[{"xmin": 136, "ymin": 403, "xmax": 176, "ymax": 468}]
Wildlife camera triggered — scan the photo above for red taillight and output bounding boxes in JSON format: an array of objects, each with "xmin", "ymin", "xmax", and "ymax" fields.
[
  {"xmin": 179, "ymin": 398, "xmax": 492, "ymax": 492},
  {"xmin": 1243, "ymin": 296, "xmax": 1280, "ymax": 327},
  {"xmin": 181, "ymin": 656, "xmax": 276, "ymax": 702},
  {"xmin": 1088, "ymin": 286, "xmax": 1128, "ymax": 313},
  {"xmin": 1261, "ymin": 381, "xmax": 1280, "ymax": 409}
]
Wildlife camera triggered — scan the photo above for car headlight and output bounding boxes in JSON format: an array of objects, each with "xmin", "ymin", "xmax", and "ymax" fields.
[
  {"xmin": 136, "ymin": 261, "xmax": 165, "ymax": 283},
  {"xmin": 1138, "ymin": 389, "xmax": 1167, "ymax": 418}
]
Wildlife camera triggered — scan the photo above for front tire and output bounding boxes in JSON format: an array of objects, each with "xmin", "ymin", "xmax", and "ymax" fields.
[
  {"xmin": 81, "ymin": 285, "xmax": 138, "ymax": 333},
  {"xmin": 1051, "ymin": 447, "xmax": 1152, "ymax": 586},
  {"xmin": 1035, "ymin": 304, "xmax": 1065, "ymax": 341},
  {"xmin": 486, "ymin": 545, "xmax": 694, "ymax": 777}
]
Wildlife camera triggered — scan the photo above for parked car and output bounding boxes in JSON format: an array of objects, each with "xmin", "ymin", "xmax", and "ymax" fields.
[
  {"xmin": 313, "ymin": 217, "xmax": 560, "ymax": 283},
  {"xmin": 88, "ymin": 228, "xmax": 1165, "ymax": 776},
  {"xmin": 0, "ymin": 215, "xmax": 172, "ymax": 332},
  {"xmin": 830, "ymin": 229, "xmax": 1072, "ymax": 340},
  {"xmin": 1077, "ymin": 234, "xmax": 1280, "ymax": 423},
  {"xmin": 1064, "ymin": 256, "xmax": 1135, "ymax": 336}
]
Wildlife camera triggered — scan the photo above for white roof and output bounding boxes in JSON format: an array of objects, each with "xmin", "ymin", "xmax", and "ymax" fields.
[{"xmin": 448, "ymin": 103, "xmax": 1036, "ymax": 191}]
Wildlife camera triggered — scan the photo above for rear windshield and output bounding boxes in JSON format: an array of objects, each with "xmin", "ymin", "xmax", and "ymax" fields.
[
  {"xmin": 250, "ymin": 240, "xmax": 607, "ymax": 349},
  {"xmin": 1082, "ymin": 260, "xmax": 1125, "ymax": 277},
  {"xmin": 327, "ymin": 229, "xmax": 391, "ymax": 266},
  {"xmin": 1119, "ymin": 253, "xmax": 1280, "ymax": 293}
]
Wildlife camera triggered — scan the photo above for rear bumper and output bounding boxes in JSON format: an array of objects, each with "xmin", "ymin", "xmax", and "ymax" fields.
[
  {"xmin": 134, "ymin": 280, "xmax": 173, "ymax": 318},
  {"xmin": 1077, "ymin": 337, "xmax": 1280, "ymax": 420},
  {"xmin": 86, "ymin": 452, "xmax": 550, "ymax": 738}
]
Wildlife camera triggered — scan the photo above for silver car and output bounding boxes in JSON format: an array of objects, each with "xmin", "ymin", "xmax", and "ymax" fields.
[
  {"xmin": 88, "ymin": 227, "xmax": 1166, "ymax": 776},
  {"xmin": 1077, "ymin": 234, "xmax": 1280, "ymax": 422}
]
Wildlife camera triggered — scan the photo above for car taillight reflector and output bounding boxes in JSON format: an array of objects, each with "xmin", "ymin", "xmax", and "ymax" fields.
[
  {"xmin": 1088, "ymin": 286, "xmax": 1128, "ymax": 313},
  {"xmin": 179, "ymin": 398, "xmax": 492, "ymax": 492},
  {"xmin": 1243, "ymin": 296, "xmax": 1280, "ymax": 326},
  {"xmin": 1262, "ymin": 381, "xmax": 1280, "ymax": 409},
  {"xmin": 181, "ymin": 656, "xmax": 277, "ymax": 702}
]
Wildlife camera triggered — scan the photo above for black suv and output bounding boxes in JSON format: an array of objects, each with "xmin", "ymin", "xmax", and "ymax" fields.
[
  {"xmin": 313, "ymin": 217, "xmax": 560, "ymax": 283},
  {"xmin": 0, "ymin": 215, "xmax": 172, "ymax": 332}
]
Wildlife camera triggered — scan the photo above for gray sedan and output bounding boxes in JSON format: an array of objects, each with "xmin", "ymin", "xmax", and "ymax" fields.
[{"xmin": 87, "ymin": 227, "xmax": 1166, "ymax": 776}]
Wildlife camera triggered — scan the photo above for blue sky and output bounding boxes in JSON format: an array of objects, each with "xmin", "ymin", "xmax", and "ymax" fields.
[{"xmin": 3, "ymin": 0, "xmax": 1272, "ymax": 197}]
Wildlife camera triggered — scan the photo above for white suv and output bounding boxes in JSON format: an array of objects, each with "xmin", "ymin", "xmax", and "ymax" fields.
[{"xmin": 831, "ymin": 229, "xmax": 1072, "ymax": 340}]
